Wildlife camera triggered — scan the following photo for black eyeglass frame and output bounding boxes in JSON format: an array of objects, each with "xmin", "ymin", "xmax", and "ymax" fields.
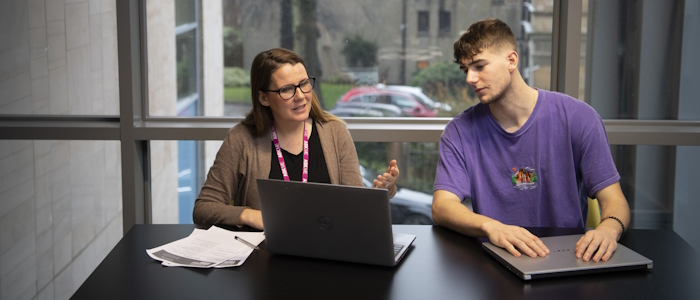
[{"xmin": 262, "ymin": 77, "xmax": 316, "ymax": 100}]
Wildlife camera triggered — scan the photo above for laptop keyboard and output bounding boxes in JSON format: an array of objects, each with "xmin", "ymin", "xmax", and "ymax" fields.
[{"xmin": 393, "ymin": 244, "xmax": 403, "ymax": 257}]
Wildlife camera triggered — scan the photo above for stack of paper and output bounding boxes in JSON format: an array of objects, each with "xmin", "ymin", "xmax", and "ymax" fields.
[{"xmin": 146, "ymin": 226, "xmax": 265, "ymax": 268}]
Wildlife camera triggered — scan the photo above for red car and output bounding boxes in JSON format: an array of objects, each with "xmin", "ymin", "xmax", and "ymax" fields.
[{"xmin": 339, "ymin": 87, "xmax": 438, "ymax": 117}]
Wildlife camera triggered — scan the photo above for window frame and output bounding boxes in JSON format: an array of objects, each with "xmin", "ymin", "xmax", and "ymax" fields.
[
  {"xmin": 438, "ymin": 10, "xmax": 451, "ymax": 36},
  {"xmin": 417, "ymin": 10, "xmax": 430, "ymax": 37}
]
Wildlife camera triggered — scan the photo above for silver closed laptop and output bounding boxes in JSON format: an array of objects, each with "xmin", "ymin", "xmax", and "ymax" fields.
[
  {"xmin": 482, "ymin": 234, "xmax": 653, "ymax": 280},
  {"xmin": 257, "ymin": 178, "xmax": 416, "ymax": 267}
]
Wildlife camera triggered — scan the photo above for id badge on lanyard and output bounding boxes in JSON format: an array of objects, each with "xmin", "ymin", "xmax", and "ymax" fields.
[{"xmin": 271, "ymin": 121, "xmax": 309, "ymax": 182}]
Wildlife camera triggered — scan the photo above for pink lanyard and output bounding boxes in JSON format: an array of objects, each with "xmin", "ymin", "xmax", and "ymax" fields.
[{"xmin": 271, "ymin": 121, "xmax": 309, "ymax": 182}]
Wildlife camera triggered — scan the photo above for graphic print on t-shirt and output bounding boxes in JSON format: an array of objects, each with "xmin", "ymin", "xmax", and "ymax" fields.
[{"xmin": 511, "ymin": 167, "xmax": 538, "ymax": 190}]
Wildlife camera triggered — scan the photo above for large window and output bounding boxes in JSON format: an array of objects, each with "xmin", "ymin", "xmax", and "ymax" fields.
[
  {"xmin": 3, "ymin": 2, "xmax": 700, "ymax": 298},
  {"xmin": 217, "ymin": 1, "xmax": 546, "ymax": 119},
  {"xmin": 138, "ymin": 1, "xmax": 700, "ymax": 248},
  {"xmin": 3, "ymin": 1, "xmax": 697, "ymax": 231},
  {"xmin": 148, "ymin": 0, "xmax": 551, "ymax": 224}
]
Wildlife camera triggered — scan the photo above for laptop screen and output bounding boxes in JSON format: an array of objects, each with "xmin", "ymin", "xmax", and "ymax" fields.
[{"xmin": 257, "ymin": 179, "xmax": 415, "ymax": 266}]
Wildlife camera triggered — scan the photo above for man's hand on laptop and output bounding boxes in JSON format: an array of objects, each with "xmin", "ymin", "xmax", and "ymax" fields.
[
  {"xmin": 575, "ymin": 228, "xmax": 618, "ymax": 262},
  {"xmin": 483, "ymin": 221, "xmax": 550, "ymax": 258}
]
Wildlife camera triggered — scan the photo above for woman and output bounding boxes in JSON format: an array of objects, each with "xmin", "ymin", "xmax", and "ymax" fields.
[{"xmin": 193, "ymin": 48, "xmax": 399, "ymax": 230}]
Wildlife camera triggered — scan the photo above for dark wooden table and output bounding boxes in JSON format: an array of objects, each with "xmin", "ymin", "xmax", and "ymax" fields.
[{"xmin": 72, "ymin": 225, "xmax": 700, "ymax": 300}]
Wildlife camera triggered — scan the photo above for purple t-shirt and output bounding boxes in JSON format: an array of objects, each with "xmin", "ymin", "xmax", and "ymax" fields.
[{"xmin": 434, "ymin": 89, "xmax": 620, "ymax": 228}]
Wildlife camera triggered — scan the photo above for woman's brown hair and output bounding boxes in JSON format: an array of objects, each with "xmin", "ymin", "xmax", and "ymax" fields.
[{"xmin": 242, "ymin": 48, "xmax": 342, "ymax": 136}]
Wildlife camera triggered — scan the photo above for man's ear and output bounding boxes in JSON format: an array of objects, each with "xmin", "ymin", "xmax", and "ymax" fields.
[
  {"xmin": 258, "ymin": 91, "xmax": 269, "ymax": 107},
  {"xmin": 507, "ymin": 50, "xmax": 519, "ymax": 72}
]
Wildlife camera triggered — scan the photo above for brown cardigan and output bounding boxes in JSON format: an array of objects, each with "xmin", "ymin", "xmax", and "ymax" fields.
[{"xmin": 193, "ymin": 119, "xmax": 368, "ymax": 227}]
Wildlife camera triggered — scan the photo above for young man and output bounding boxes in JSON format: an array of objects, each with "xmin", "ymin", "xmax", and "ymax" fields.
[{"xmin": 432, "ymin": 18, "xmax": 630, "ymax": 263}]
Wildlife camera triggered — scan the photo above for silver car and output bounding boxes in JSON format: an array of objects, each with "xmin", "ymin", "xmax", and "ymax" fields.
[
  {"xmin": 378, "ymin": 84, "xmax": 453, "ymax": 112},
  {"xmin": 329, "ymin": 102, "xmax": 403, "ymax": 117}
]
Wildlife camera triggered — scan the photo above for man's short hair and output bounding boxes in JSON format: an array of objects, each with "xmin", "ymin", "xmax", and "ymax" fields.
[{"xmin": 453, "ymin": 18, "xmax": 517, "ymax": 64}]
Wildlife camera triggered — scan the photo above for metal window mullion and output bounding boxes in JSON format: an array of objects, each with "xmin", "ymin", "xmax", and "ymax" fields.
[
  {"xmin": 130, "ymin": 118, "xmax": 700, "ymax": 146},
  {"xmin": 551, "ymin": 0, "xmax": 583, "ymax": 98},
  {"xmin": 3, "ymin": 116, "xmax": 698, "ymax": 146},
  {"xmin": 139, "ymin": 0, "xmax": 153, "ymax": 226},
  {"xmin": 0, "ymin": 116, "xmax": 120, "ymax": 140},
  {"xmin": 117, "ymin": 0, "xmax": 151, "ymax": 233}
]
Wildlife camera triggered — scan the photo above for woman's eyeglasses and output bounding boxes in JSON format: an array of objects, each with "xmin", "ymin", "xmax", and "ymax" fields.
[{"xmin": 264, "ymin": 77, "xmax": 315, "ymax": 100}]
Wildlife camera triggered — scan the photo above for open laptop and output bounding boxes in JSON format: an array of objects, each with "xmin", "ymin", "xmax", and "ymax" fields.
[
  {"xmin": 482, "ymin": 234, "xmax": 653, "ymax": 280},
  {"xmin": 257, "ymin": 178, "xmax": 416, "ymax": 267}
]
